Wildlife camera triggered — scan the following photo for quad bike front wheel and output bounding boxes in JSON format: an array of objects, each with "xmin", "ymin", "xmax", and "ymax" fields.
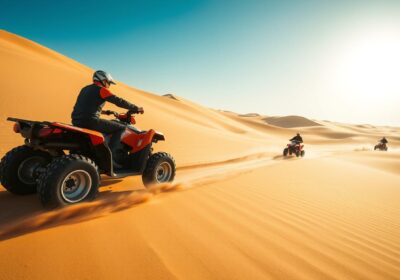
[
  {"xmin": 301, "ymin": 150, "xmax": 305, "ymax": 157},
  {"xmin": 142, "ymin": 152, "xmax": 176, "ymax": 187},
  {"xmin": 37, "ymin": 155, "xmax": 100, "ymax": 208},
  {"xmin": 0, "ymin": 145, "xmax": 52, "ymax": 195},
  {"xmin": 283, "ymin": 148, "xmax": 288, "ymax": 156}
]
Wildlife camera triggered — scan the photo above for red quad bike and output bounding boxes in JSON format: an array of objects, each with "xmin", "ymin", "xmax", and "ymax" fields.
[
  {"xmin": 374, "ymin": 142, "xmax": 388, "ymax": 151},
  {"xmin": 283, "ymin": 141, "xmax": 305, "ymax": 157},
  {"xmin": 0, "ymin": 110, "xmax": 176, "ymax": 208}
]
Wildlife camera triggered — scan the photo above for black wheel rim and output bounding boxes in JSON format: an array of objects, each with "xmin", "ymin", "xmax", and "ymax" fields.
[
  {"xmin": 155, "ymin": 162, "xmax": 173, "ymax": 183},
  {"xmin": 60, "ymin": 170, "xmax": 92, "ymax": 203}
]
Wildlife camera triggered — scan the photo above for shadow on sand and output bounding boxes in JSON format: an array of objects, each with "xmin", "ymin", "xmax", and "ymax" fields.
[
  {"xmin": 0, "ymin": 178, "xmax": 168, "ymax": 241},
  {"xmin": 272, "ymin": 155, "xmax": 298, "ymax": 160}
]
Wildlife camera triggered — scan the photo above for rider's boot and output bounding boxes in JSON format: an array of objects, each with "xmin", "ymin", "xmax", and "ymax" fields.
[{"xmin": 108, "ymin": 129, "xmax": 126, "ymax": 170}]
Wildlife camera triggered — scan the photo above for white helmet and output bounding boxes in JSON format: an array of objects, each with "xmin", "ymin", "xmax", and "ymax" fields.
[{"xmin": 93, "ymin": 70, "xmax": 116, "ymax": 85}]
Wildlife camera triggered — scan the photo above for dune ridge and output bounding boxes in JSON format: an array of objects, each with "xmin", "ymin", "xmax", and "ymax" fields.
[{"xmin": 263, "ymin": 115, "xmax": 322, "ymax": 128}]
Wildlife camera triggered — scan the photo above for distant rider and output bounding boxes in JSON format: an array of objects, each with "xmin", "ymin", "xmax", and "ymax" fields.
[
  {"xmin": 71, "ymin": 70, "xmax": 144, "ymax": 150},
  {"xmin": 380, "ymin": 137, "xmax": 388, "ymax": 145},
  {"xmin": 290, "ymin": 133, "xmax": 303, "ymax": 144}
]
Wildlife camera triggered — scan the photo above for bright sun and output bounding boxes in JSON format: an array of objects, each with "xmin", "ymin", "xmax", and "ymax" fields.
[{"xmin": 332, "ymin": 29, "xmax": 400, "ymax": 99}]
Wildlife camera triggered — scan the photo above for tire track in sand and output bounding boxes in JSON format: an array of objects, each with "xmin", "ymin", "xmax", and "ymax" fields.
[
  {"xmin": 0, "ymin": 151, "xmax": 280, "ymax": 240},
  {"xmin": 0, "ymin": 148, "xmax": 334, "ymax": 240}
]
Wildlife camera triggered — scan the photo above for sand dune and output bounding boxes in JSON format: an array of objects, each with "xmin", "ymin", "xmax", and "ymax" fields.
[
  {"xmin": 263, "ymin": 115, "xmax": 322, "ymax": 128},
  {"xmin": 1, "ymin": 30, "xmax": 400, "ymax": 280},
  {"xmin": 1, "ymin": 154, "xmax": 400, "ymax": 280}
]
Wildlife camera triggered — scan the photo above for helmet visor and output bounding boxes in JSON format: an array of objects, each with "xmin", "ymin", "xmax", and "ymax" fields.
[{"xmin": 106, "ymin": 73, "xmax": 116, "ymax": 85}]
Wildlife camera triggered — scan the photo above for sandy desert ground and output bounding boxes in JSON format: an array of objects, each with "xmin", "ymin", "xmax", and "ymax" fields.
[{"xmin": 1, "ymin": 30, "xmax": 400, "ymax": 279}]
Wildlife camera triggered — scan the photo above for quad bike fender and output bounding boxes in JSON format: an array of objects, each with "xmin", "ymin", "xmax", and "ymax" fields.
[
  {"xmin": 8, "ymin": 119, "xmax": 105, "ymax": 146},
  {"xmin": 122, "ymin": 129, "xmax": 164, "ymax": 153},
  {"xmin": 153, "ymin": 131, "xmax": 165, "ymax": 141},
  {"xmin": 51, "ymin": 123, "xmax": 105, "ymax": 146},
  {"xmin": 50, "ymin": 123, "xmax": 113, "ymax": 174}
]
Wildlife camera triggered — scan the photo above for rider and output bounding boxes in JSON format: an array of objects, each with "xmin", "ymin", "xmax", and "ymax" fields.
[
  {"xmin": 71, "ymin": 70, "xmax": 144, "ymax": 151},
  {"xmin": 290, "ymin": 133, "xmax": 303, "ymax": 144}
]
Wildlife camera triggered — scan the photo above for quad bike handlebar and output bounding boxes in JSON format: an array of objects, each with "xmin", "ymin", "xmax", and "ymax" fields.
[
  {"xmin": 101, "ymin": 110, "xmax": 139, "ymax": 125},
  {"xmin": 101, "ymin": 108, "xmax": 143, "ymax": 116},
  {"xmin": 101, "ymin": 110, "xmax": 120, "ymax": 117}
]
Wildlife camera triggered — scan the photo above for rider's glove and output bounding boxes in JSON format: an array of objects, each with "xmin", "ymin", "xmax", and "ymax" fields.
[{"xmin": 129, "ymin": 107, "xmax": 144, "ymax": 114}]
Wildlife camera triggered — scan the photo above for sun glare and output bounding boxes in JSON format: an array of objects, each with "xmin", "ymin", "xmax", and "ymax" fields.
[{"xmin": 332, "ymin": 29, "xmax": 400, "ymax": 99}]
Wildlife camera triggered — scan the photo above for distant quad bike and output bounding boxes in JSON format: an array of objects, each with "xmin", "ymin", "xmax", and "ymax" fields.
[
  {"xmin": 374, "ymin": 142, "xmax": 388, "ymax": 151},
  {"xmin": 0, "ymin": 110, "xmax": 175, "ymax": 208},
  {"xmin": 283, "ymin": 141, "xmax": 305, "ymax": 158}
]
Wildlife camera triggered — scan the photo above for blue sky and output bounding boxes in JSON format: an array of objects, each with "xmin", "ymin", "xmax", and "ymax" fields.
[{"xmin": 2, "ymin": 0, "xmax": 400, "ymax": 125}]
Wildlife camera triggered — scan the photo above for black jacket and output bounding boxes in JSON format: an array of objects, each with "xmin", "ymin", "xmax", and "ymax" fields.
[
  {"xmin": 290, "ymin": 135, "xmax": 303, "ymax": 143},
  {"xmin": 71, "ymin": 83, "xmax": 138, "ymax": 121}
]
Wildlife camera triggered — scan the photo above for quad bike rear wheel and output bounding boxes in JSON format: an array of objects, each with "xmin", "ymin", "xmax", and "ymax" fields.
[
  {"xmin": 0, "ymin": 145, "xmax": 51, "ymax": 195},
  {"xmin": 142, "ymin": 152, "xmax": 176, "ymax": 187},
  {"xmin": 37, "ymin": 154, "xmax": 100, "ymax": 208},
  {"xmin": 296, "ymin": 150, "xmax": 300, "ymax": 157}
]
